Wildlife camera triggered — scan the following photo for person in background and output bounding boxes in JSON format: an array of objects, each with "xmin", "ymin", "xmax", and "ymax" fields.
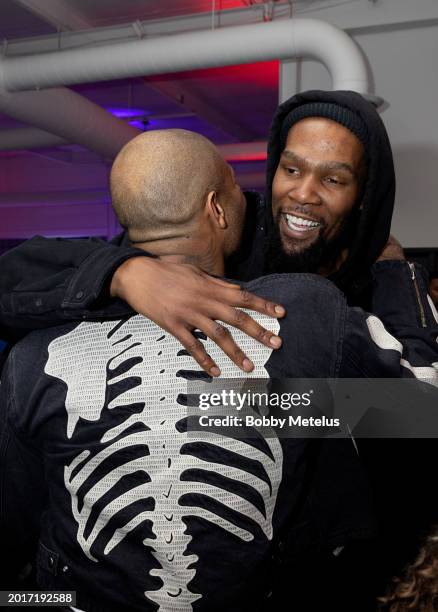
[{"xmin": 378, "ymin": 526, "xmax": 438, "ymax": 611}]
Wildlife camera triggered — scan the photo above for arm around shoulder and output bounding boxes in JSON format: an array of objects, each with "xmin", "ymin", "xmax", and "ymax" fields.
[{"xmin": 0, "ymin": 234, "xmax": 149, "ymax": 334}]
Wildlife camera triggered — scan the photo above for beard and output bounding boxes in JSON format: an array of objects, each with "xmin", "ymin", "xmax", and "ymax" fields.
[{"xmin": 265, "ymin": 210, "xmax": 358, "ymax": 275}]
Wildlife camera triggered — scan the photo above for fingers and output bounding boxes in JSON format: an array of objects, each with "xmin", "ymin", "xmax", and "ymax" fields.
[
  {"xmin": 203, "ymin": 275, "xmax": 286, "ymax": 319},
  {"xmin": 177, "ymin": 328, "xmax": 221, "ymax": 377},
  {"xmin": 205, "ymin": 275, "xmax": 242, "ymax": 290},
  {"xmin": 181, "ymin": 306, "xmax": 281, "ymax": 372},
  {"xmin": 176, "ymin": 323, "xmax": 256, "ymax": 375},
  {"xmin": 183, "ymin": 291, "xmax": 284, "ymax": 354},
  {"xmin": 212, "ymin": 286, "xmax": 286, "ymax": 319},
  {"xmin": 205, "ymin": 304, "xmax": 281, "ymax": 350},
  {"xmin": 199, "ymin": 318, "xmax": 255, "ymax": 373},
  {"xmin": 228, "ymin": 307, "xmax": 282, "ymax": 349}
]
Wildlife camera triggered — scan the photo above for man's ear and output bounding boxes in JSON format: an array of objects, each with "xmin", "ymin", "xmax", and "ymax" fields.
[{"xmin": 206, "ymin": 191, "xmax": 227, "ymax": 229}]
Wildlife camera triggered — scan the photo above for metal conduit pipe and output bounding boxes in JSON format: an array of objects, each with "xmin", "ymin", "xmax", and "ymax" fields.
[
  {"xmin": 0, "ymin": 87, "xmax": 140, "ymax": 158},
  {"xmin": 0, "ymin": 19, "xmax": 369, "ymax": 93},
  {"xmin": 0, "ymin": 127, "xmax": 67, "ymax": 150},
  {"xmin": 0, "ymin": 19, "xmax": 371, "ymax": 156}
]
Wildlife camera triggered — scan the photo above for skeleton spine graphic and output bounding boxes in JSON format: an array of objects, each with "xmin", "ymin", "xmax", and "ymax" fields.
[{"xmin": 46, "ymin": 314, "xmax": 282, "ymax": 611}]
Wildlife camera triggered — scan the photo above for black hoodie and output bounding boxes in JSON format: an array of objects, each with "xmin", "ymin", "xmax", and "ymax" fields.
[{"xmin": 229, "ymin": 90, "xmax": 396, "ymax": 307}]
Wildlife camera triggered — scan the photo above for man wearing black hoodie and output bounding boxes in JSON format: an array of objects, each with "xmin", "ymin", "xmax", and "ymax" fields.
[
  {"xmin": 1, "ymin": 91, "xmax": 435, "ymax": 372},
  {"xmin": 261, "ymin": 92, "xmax": 438, "ymax": 606},
  {"xmin": 1, "ymin": 90, "xmax": 437, "ymax": 607}
]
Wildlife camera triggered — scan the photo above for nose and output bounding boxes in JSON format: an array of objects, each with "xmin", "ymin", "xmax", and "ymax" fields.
[{"xmin": 288, "ymin": 174, "xmax": 322, "ymax": 206}]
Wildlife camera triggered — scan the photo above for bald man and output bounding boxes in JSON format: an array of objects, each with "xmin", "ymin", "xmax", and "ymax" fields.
[
  {"xmin": 111, "ymin": 129, "xmax": 246, "ymax": 276},
  {"xmin": 2, "ymin": 130, "xmax": 436, "ymax": 610}
]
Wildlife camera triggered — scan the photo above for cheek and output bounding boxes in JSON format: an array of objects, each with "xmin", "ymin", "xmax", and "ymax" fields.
[{"xmin": 324, "ymin": 193, "xmax": 357, "ymax": 232}]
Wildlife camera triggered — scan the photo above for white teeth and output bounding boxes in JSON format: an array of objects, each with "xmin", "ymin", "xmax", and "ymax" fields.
[{"xmin": 285, "ymin": 214, "xmax": 320, "ymax": 230}]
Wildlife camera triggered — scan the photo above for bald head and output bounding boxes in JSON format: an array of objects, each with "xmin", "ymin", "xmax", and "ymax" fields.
[{"xmin": 111, "ymin": 129, "xmax": 229, "ymax": 243}]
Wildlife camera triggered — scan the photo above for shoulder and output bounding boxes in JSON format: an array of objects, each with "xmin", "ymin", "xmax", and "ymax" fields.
[
  {"xmin": 244, "ymin": 274, "xmax": 348, "ymax": 378},
  {"xmin": 2, "ymin": 322, "xmax": 85, "ymax": 434},
  {"xmin": 10, "ymin": 322, "xmax": 80, "ymax": 358},
  {"xmin": 6, "ymin": 322, "xmax": 85, "ymax": 388},
  {"xmin": 245, "ymin": 273, "xmax": 347, "ymax": 310}
]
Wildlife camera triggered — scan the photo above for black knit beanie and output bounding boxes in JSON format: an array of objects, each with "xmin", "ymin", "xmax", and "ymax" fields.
[{"xmin": 280, "ymin": 102, "xmax": 369, "ymax": 150}]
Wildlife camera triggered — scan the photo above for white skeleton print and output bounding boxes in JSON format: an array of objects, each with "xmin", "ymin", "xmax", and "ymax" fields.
[{"xmin": 45, "ymin": 313, "xmax": 282, "ymax": 611}]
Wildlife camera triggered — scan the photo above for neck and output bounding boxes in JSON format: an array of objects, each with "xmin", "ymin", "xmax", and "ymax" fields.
[
  {"xmin": 131, "ymin": 236, "xmax": 225, "ymax": 276},
  {"xmin": 318, "ymin": 248, "xmax": 348, "ymax": 277}
]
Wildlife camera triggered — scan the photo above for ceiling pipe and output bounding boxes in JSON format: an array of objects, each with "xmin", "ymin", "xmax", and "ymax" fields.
[
  {"xmin": 0, "ymin": 18, "xmax": 372, "ymax": 156},
  {"xmin": 0, "ymin": 127, "xmax": 67, "ymax": 151},
  {"xmin": 0, "ymin": 126, "xmax": 268, "ymax": 165},
  {"xmin": 0, "ymin": 127, "xmax": 269, "ymax": 163},
  {"xmin": 0, "ymin": 19, "xmax": 369, "ymax": 94},
  {"xmin": 0, "ymin": 86, "xmax": 140, "ymax": 158},
  {"xmin": 0, "ymin": 113, "xmax": 199, "ymax": 152}
]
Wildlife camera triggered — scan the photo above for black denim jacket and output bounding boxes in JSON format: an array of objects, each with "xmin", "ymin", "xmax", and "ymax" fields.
[{"xmin": 2, "ymin": 272, "xmax": 438, "ymax": 610}]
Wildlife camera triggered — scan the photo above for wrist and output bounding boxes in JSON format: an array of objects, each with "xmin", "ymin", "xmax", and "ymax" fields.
[{"xmin": 110, "ymin": 255, "xmax": 154, "ymax": 299}]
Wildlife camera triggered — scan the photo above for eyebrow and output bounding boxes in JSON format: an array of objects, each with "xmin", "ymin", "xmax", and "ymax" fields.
[{"xmin": 281, "ymin": 150, "xmax": 357, "ymax": 178}]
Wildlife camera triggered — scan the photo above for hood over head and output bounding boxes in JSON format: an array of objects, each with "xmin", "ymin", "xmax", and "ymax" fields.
[{"xmin": 265, "ymin": 90, "xmax": 396, "ymax": 297}]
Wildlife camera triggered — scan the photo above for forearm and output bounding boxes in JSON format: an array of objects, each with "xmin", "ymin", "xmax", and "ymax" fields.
[
  {"xmin": 0, "ymin": 235, "xmax": 148, "ymax": 334},
  {"xmin": 1, "ymin": 238, "xmax": 285, "ymax": 375}
]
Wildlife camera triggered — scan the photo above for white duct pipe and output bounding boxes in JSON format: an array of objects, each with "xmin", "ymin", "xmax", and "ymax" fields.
[
  {"xmin": 0, "ymin": 123, "xmax": 269, "ymax": 164},
  {"xmin": 0, "ymin": 126, "xmax": 268, "ymax": 167},
  {"xmin": 0, "ymin": 127, "xmax": 67, "ymax": 150},
  {"xmin": 0, "ymin": 19, "xmax": 369, "ymax": 94},
  {"xmin": 0, "ymin": 19, "xmax": 370, "ymax": 156},
  {"xmin": 0, "ymin": 87, "xmax": 140, "ymax": 158},
  {"xmin": 0, "ymin": 127, "xmax": 268, "ymax": 162}
]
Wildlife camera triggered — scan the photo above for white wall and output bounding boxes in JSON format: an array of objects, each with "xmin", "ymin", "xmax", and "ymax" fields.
[
  {"xmin": 291, "ymin": 0, "xmax": 438, "ymax": 247},
  {"xmin": 358, "ymin": 25, "xmax": 438, "ymax": 247}
]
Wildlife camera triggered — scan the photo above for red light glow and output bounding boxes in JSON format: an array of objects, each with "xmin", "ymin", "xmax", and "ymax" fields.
[{"xmin": 146, "ymin": 60, "xmax": 279, "ymax": 89}]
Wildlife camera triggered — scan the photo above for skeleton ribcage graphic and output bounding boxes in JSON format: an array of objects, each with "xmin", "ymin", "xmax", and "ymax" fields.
[{"xmin": 45, "ymin": 313, "xmax": 282, "ymax": 611}]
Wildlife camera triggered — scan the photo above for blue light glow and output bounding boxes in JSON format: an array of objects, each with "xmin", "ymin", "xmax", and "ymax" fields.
[{"xmin": 106, "ymin": 107, "xmax": 148, "ymax": 118}]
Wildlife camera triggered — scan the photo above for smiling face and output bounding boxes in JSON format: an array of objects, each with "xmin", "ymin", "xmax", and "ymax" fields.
[{"xmin": 270, "ymin": 117, "xmax": 365, "ymax": 271}]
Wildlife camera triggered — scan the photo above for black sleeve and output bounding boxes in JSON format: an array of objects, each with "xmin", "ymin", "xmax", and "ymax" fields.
[
  {"xmin": 0, "ymin": 235, "xmax": 150, "ymax": 338},
  {"xmin": 340, "ymin": 305, "xmax": 438, "ymax": 382},
  {"xmin": 371, "ymin": 260, "xmax": 438, "ymax": 349},
  {"xmin": 341, "ymin": 260, "xmax": 438, "ymax": 380}
]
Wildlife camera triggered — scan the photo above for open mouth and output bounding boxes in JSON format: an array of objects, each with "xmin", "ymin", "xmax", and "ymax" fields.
[{"xmin": 281, "ymin": 213, "xmax": 322, "ymax": 238}]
